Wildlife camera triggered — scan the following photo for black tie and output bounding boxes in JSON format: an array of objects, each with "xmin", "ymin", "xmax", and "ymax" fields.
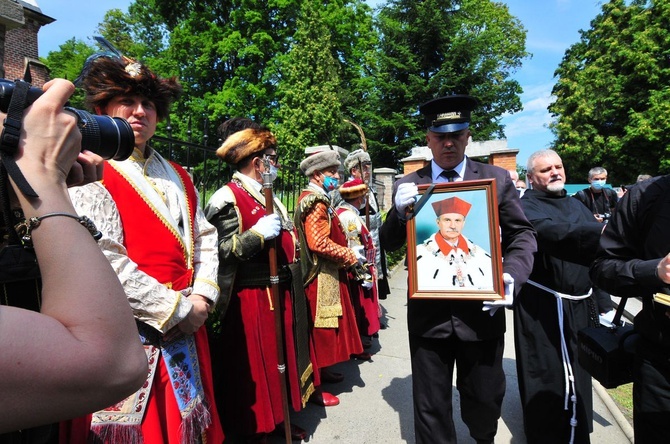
[{"xmin": 440, "ymin": 170, "xmax": 458, "ymax": 182}]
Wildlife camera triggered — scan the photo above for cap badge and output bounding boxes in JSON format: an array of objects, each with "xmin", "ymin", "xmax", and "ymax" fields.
[
  {"xmin": 125, "ymin": 62, "xmax": 142, "ymax": 77},
  {"xmin": 436, "ymin": 111, "xmax": 462, "ymax": 120}
]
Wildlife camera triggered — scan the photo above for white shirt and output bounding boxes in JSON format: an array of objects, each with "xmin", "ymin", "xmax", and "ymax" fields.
[{"xmin": 69, "ymin": 147, "xmax": 219, "ymax": 333}]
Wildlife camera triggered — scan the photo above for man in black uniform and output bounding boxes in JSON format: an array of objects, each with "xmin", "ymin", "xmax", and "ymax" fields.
[
  {"xmin": 380, "ymin": 95, "xmax": 536, "ymax": 444},
  {"xmin": 590, "ymin": 175, "xmax": 670, "ymax": 444},
  {"xmin": 515, "ymin": 149, "xmax": 603, "ymax": 444}
]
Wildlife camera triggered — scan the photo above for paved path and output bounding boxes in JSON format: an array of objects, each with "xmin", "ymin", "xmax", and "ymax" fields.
[{"xmin": 269, "ymin": 266, "xmax": 632, "ymax": 443}]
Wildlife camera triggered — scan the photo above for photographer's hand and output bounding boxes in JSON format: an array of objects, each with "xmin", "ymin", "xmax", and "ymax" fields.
[{"xmin": 12, "ymin": 79, "xmax": 81, "ymax": 199}]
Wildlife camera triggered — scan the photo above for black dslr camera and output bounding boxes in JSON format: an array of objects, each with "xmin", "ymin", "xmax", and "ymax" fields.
[{"xmin": 0, "ymin": 79, "xmax": 135, "ymax": 160}]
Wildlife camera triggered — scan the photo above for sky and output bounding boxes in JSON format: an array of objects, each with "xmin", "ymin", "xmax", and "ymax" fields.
[{"xmin": 35, "ymin": 0, "xmax": 605, "ymax": 167}]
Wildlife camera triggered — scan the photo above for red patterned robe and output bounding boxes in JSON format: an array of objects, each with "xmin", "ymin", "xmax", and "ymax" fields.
[
  {"xmin": 294, "ymin": 185, "xmax": 363, "ymax": 369},
  {"xmin": 336, "ymin": 204, "xmax": 381, "ymax": 337},
  {"xmin": 205, "ymin": 173, "xmax": 314, "ymax": 437}
]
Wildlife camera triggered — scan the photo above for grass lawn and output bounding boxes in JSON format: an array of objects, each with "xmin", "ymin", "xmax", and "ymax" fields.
[{"xmin": 607, "ymin": 383, "xmax": 633, "ymax": 426}]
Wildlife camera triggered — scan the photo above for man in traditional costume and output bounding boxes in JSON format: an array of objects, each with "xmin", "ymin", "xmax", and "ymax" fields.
[
  {"xmin": 332, "ymin": 149, "xmax": 391, "ymax": 302},
  {"xmin": 294, "ymin": 149, "xmax": 365, "ymax": 407},
  {"xmin": 415, "ymin": 196, "xmax": 493, "ymax": 291},
  {"xmin": 335, "ymin": 178, "xmax": 380, "ymax": 357},
  {"xmin": 515, "ymin": 149, "xmax": 603, "ymax": 444},
  {"xmin": 205, "ymin": 126, "xmax": 313, "ymax": 442},
  {"xmin": 380, "ymin": 95, "xmax": 536, "ymax": 444},
  {"xmin": 64, "ymin": 52, "xmax": 223, "ymax": 444}
]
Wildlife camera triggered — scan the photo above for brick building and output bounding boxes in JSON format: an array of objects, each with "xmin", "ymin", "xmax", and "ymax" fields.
[
  {"xmin": 0, "ymin": 0, "xmax": 53, "ymax": 86},
  {"xmin": 399, "ymin": 138, "xmax": 519, "ymax": 176}
]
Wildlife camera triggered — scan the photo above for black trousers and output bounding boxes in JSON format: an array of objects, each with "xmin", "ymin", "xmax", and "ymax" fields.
[
  {"xmin": 633, "ymin": 337, "xmax": 670, "ymax": 443},
  {"xmin": 409, "ymin": 334, "xmax": 504, "ymax": 444}
]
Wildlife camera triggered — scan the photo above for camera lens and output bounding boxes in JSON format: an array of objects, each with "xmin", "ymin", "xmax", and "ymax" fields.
[{"xmin": 65, "ymin": 108, "xmax": 135, "ymax": 161}]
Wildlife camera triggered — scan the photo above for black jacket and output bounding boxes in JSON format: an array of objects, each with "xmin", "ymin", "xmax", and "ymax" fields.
[{"xmin": 380, "ymin": 158, "xmax": 537, "ymax": 340}]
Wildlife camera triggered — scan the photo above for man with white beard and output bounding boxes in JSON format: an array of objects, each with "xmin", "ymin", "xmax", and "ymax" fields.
[{"xmin": 514, "ymin": 149, "xmax": 604, "ymax": 444}]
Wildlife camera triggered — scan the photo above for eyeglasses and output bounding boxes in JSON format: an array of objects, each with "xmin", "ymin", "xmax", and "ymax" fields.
[{"xmin": 262, "ymin": 154, "xmax": 280, "ymax": 165}]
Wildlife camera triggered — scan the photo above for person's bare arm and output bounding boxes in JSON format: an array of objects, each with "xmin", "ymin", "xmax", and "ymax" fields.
[{"xmin": 0, "ymin": 79, "xmax": 147, "ymax": 433}]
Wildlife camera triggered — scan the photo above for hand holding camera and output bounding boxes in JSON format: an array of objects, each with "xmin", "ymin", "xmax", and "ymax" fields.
[
  {"xmin": 0, "ymin": 78, "xmax": 134, "ymax": 165},
  {"xmin": 9, "ymin": 80, "xmax": 83, "ymax": 200}
]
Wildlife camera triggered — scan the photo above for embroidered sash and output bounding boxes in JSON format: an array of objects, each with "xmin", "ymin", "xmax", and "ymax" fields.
[{"xmin": 90, "ymin": 155, "xmax": 210, "ymax": 444}]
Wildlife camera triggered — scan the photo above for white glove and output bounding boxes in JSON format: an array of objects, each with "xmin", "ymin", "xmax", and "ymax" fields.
[
  {"xmin": 251, "ymin": 213, "xmax": 281, "ymax": 240},
  {"xmin": 352, "ymin": 245, "xmax": 367, "ymax": 264},
  {"xmin": 361, "ymin": 280, "xmax": 374, "ymax": 289},
  {"xmin": 394, "ymin": 182, "xmax": 419, "ymax": 214},
  {"xmin": 482, "ymin": 273, "xmax": 514, "ymax": 316}
]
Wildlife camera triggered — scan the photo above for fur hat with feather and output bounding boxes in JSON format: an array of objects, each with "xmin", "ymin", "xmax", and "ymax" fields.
[{"xmin": 76, "ymin": 37, "xmax": 182, "ymax": 120}]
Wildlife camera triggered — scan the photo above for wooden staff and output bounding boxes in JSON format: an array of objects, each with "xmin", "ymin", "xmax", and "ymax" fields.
[{"xmin": 262, "ymin": 158, "xmax": 292, "ymax": 444}]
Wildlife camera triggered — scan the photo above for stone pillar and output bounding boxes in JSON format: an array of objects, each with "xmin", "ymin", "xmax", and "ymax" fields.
[{"xmin": 372, "ymin": 167, "xmax": 397, "ymax": 212}]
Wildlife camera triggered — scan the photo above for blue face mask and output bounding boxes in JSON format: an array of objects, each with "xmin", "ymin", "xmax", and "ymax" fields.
[
  {"xmin": 322, "ymin": 175, "xmax": 339, "ymax": 191},
  {"xmin": 268, "ymin": 164, "xmax": 278, "ymax": 182},
  {"xmin": 591, "ymin": 179, "xmax": 606, "ymax": 190}
]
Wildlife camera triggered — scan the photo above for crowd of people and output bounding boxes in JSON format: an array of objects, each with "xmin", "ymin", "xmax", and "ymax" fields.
[{"xmin": 1, "ymin": 44, "xmax": 669, "ymax": 444}]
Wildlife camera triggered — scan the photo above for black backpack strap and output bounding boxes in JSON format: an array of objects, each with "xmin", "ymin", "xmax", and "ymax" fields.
[{"xmin": 0, "ymin": 80, "xmax": 37, "ymax": 198}]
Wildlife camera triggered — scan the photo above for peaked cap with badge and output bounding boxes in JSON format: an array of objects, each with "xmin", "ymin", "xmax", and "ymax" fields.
[{"xmin": 419, "ymin": 95, "xmax": 478, "ymax": 133}]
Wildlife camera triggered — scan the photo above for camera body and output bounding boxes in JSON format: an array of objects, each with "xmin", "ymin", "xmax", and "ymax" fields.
[
  {"xmin": 0, "ymin": 79, "xmax": 135, "ymax": 160},
  {"xmin": 596, "ymin": 212, "xmax": 611, "ymax": 223}
]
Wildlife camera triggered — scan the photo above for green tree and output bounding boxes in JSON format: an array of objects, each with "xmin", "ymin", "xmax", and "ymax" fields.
[
  {"xmin": 41, "ymin": 38, "xmax": 96, "ymax": 108},
  {"xmin": 368, "ymin": 0, "xmax": 528, "ymax": 167},
  {"xmin": 273, "ymin": 0, "xmax": 344, "ymax": 165},
  {"xmin": 549, "ymin": 0, "xmax": 670, "ymax": 184}
]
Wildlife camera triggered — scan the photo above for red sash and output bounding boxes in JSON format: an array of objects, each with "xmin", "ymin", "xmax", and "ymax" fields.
[
  {"xmin": 102, "ymin": 160, "xmax": 197, "ymax": 289},
  {"xmin": 228, "ymin": 180, "xmax": 296, "ymax": 264}
]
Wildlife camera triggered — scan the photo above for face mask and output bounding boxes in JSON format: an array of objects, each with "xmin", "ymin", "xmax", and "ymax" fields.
[
  {"xmin": 268, "ymin": 164, "xmax": 278, "ymax": 182},
  {"xmin": 591, "ymin": 179, "xmax": 606, "ymax": 190},
  {"xmin": 322, "ymin": 175, "xmax": 339, "ymax": 191}
]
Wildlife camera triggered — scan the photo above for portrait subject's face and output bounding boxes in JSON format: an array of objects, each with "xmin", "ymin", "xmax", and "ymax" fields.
[
  {"xmin": 436, "ymin": 212, "xmax": 466, "ymax": 242},
  {"xmin": 426, "ymin": 129, "xmax": 471, "ymax": 170}
]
